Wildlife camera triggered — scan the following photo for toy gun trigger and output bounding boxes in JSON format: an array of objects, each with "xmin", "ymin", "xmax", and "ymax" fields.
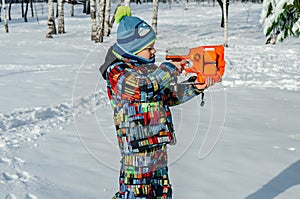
[
  {"xmin": 197, "ymin": 74, "xmax": 206, "ymax": 84},
  {"xmin": 181, "ymin": 60, "xmax": 193, "ymax": 75},
  {"xmin": 184, "ymin": 60, "xmax": 193, "ymax": 68}
]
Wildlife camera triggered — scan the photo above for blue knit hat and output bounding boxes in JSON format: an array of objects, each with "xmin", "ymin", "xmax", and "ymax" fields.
[{"xmin": 113, "ymin": 6, "xmax": 156, "ymax": 57}]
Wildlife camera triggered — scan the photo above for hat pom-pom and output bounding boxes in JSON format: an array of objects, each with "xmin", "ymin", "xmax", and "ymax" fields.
[{"xmin": 115, "ymin": 6, "xmax": 132, "ymax": 24}]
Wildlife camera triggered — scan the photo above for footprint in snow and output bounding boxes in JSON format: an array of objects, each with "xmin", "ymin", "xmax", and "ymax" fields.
[
  {"xmin": 2, "ymin": 170, "xmax": 31, "ymax": 182},
  {"xmin": 5, "ymin": 194, "xmax": 17, "ymax": 199},
  {"xmin": 3, "ymin": 172, "xmax": 19, "ymax": 181},
  {"xmin": 25, "ymin": 193, "xmax": 38, "ymax": 199},
  {"xmin": 0, "ymin": 156, "xmax": 12, "ymax": 164},
  {"xmin": 288, "ymin": 134, "xmax": 300, "ymax": 140},
  {"xmin": 13, "ymin": 156, "xmax": 26, "ymax": 164}
]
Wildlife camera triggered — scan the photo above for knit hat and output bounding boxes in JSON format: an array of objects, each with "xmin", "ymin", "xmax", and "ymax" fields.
[{"xmin": 113, "ymin": 6, "xmax": 156, "ymax": 56}]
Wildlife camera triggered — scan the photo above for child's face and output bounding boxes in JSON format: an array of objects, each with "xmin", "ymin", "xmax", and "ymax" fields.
[{"xmin": 136, "ymin": 43, "xmax": 156, "ymax": 60}]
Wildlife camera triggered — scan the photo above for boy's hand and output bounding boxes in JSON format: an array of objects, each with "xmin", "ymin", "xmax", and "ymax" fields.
[
  {"xmin": 170, "ymin": 61, "xmax": 186, "ymax": 75},
  {"xmin": 195, "ymin": 77, "xmax": 215, "ymax": 90}
]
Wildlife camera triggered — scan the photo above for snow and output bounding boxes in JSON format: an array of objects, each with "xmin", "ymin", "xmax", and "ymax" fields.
[{"xmin": 1, "ymin": 2, "xmax": 300, "ymax": 199}]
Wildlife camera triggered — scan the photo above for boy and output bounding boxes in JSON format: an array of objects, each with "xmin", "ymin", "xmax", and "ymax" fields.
[{"xmin": 100, "ymin": 6, "xmax": 214, "ymax": 199}]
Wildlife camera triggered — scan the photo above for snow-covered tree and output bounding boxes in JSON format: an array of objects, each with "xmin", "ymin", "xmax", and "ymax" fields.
[{"xmin": 260, "ymin": 0, "xmax": 300, "ymax": 44}]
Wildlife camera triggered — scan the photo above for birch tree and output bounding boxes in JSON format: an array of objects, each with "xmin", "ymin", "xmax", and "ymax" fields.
[
  {"xmin": 109, "ymin": 0, "xmax": 122, "ymax": 33},
  {"xmin": 223, "ymin": 0, "xmax": 228, "ymax": 46},
  {"xmin": 152, "ymin": 0, "xmax": 159, "ymax": 33},
  {"xmin": 104, "ymin": 0, "xmax": 111, "ymax": 36},
  {"xmin": 90, "ymin": 0, "xmax": 97, "ymax": 41},
  {"xmin": 217, "ymin": 0, "xmax": 229, "ymax": 28},
  {"xmin": 124, "ymin": 0, "xmax": 130, "ymax": 7},
  {"xmin": 46, "ymin": 0, "xmax": 57, "ymax": 38},
  {"xmin": 57, "ymin": 0, "xmax": 65, "ymax": 34},
  {"xmin": 2, "ymin": 0, "xmax": 9, "ymax": 33},
  {"xmin": 95, "ymin": 0, "xmax": 106, "ymax": 43}
]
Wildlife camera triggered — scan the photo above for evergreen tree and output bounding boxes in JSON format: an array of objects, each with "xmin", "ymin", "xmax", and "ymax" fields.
[{"xmin": 260, "ymin": 0, "xmax": 300, "ymax": 44}]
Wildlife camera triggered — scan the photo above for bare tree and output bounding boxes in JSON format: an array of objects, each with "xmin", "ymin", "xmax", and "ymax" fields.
[
  {"xmin": 104, "ymin": 0, "xmax": 111, "ymax": 36},
  {"xmin": 109, "ymin": 0, "xmax": 122, "ymax": 32},
  {"xmin": 24, "ymin": 0, "xmax": 29, "ymax": 22},
  {"xmin": 70, "ymin": 3, "xmax": 74, "ymax": 17},
  {"xmin": 8, "ymin": 0, "xmax": 13, "ymax": 20},
  {"xmin": 95, "ymin": 0, "xmax": 105, "ymax": 42},
  {"xmin": 152, "ymin": 0, "xmax": 158, "ymax": 33},
  {"xmin": 57, "ymin": 0, "xmax": 65, "ymax": 33},
  {"xmin": 2, "ymin": 0, "xmax": 9, "ymax": 32},
  {"xmin": 46, "ymin": 0, "xmax": 57, "ymax": 38},
  {"xmin": 223, "ymin": 0, "xmax": 228, "ymax": 46},
  {"xmin": 30, "ymin": 0, "xmax": 33, "ymax": 17},
  {"xmin": 21, "ymin": 0, "xmax": 24, "ymax": 17},
  {"xmin": 124, "ymin": 0, "xmax": 130, "ymax": 7},
  {"xmin": 90, "ymin": 0, "xmax": 97, "ymax": 41},
  {"xmin": 217, "ymin": 0, "xmax": 229, "ymax": 28}
]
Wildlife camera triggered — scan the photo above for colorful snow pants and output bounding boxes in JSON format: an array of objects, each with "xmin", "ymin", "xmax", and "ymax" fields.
[{"xmin": 113, "ymin": 145, "xmax": 172, "ymax": 199}]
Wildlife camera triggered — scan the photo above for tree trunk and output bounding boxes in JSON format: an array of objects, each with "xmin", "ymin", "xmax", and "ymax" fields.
[
  {"xmin": 9, "ymin": 0, "xmax": 13, "ymax": 20},
  {"xmin": 104, "ymin": 0, "xmax": 111, "ymax": 36},
  {"xmin": 90, "ymin": 0, "xmax": 97, "ymax": 41},
  {"xmin": 95, "ymin": 0, "xmax": 105, "ymax": 43},
  {"xmin": 71, "ymin": 4, "xmax": 74, "ymax": 17},
  {"xmin": 46, "ymin": 0, "xmax": 57, "ymax": 38},
  {"xmin": 223, "ymin": 0, "xmax": 228, "ymax": 46},
  {"xmin": 83, "ymin": 1, "xmax": 87, "ymax": 13},
  {"xmin": 109, "ymin": 0, "xmax": 122, "ymax": 31},
  {"xmin": 24, "ymin": 0, "xmax": 29, "ymax": 22},
  {"xmin": 217, "ymin": 0, "xmax": 229, "ymax": 28},
  {"xmin": 124, "ymin": 0, "xmax": 130, "ymax": 7},
  {"xmin": 58, "ymin": 0, "xmax": 65, "ymax": 33},
  {"xmin": 152, "ymin": 0, "xmax": 159, "ymax": 33},
  {"xmin": 56, "ymin": 1, "xmax": 58, "ymax": 17},
  {"xmin": 86, "ymin": 0, "xmax": 90, "ymax": 15},
  {"xmin": 2, "ymin": 0, "xmax": 9, "ymax": 32},
  {"xmin": 21, "ymin": 0, "xmax": 24, "ymax": 17},
  {"xmin": 30, "ymin": 0, "xmax": 34, "ymax": 17}
]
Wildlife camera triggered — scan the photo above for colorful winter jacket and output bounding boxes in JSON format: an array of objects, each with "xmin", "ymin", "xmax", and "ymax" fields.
[{"xmin": 100, "ymin": 46, "xmax": 202, "ymax": 155}]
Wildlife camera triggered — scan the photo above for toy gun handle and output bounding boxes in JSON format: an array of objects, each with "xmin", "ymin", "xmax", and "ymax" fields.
[{"xmin": 165, "ymin": 55, "xmax": 206, "ymax": 83}]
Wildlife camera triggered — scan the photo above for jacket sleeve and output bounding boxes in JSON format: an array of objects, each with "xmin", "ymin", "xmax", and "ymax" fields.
[
  {"xmin": 163, "ymin": 77, "xmax": 204, "ymax": 107},
  {"xmin": 106, "ymin": 62, "xmax": 178, "ymax": 101}
]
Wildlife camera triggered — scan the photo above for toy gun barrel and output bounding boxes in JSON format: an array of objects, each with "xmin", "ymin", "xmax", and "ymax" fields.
[
  {"xmin": 165, "ymin": 47, "xmax": 190, "ymax": 62},
  {"xmin": 165, "ymin": 45, "xmax": 225, "ymax": 83}
]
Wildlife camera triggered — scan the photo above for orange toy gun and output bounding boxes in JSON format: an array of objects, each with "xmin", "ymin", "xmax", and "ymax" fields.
[{"xmin": 165, "ymin": 45, "xmax": 225, "ymax": 84}]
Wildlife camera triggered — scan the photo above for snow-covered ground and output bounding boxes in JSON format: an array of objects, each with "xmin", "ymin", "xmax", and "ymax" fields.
[{"xmin": 1, "ymin": 2, "xmax": 300, "ymax": 199}]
